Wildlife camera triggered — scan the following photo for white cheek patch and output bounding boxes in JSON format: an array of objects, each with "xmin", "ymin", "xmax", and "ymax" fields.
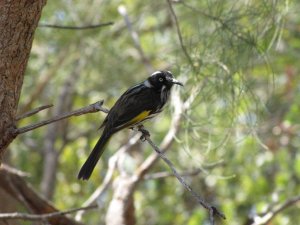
[
  {"xmin": 144, "ymin": 80, "xmax": 153, "ymax": 88},
  {"xmin": 161, "ymin": 85, "xmax": 166, "ymax": 101}
]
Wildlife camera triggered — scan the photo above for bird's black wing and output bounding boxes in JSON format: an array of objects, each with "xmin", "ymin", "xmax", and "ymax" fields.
[{"xmin": 102, "ymin": 83, "xmax": 160, "ymax": 132}]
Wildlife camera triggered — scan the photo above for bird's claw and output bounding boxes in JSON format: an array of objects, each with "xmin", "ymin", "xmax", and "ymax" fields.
[{"xmin": 138, "ymin": 125, "xmax": 150, "ymax": 142}]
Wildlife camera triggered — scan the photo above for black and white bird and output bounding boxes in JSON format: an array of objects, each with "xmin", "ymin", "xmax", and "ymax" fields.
[{"xmin": 78, "ymin": 70, "xmax": 183, "ymax": 180}]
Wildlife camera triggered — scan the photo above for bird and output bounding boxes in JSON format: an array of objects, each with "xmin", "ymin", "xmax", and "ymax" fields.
[{"xmin": 78, "ymin": 70, "xmax": 183, "ymax": 180}]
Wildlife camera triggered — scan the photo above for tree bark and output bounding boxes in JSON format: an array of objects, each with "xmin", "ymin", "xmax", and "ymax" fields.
[
  {"xmin": 0, "ymin": 0, "xmax": 47, "ymax": 160},
  {"xmin": 105, "ymin": 177, "xmax": 136, "ymax": 225},
  {"xmin": 0, "ymin": 187, "xmax": 23, "ymax": 225}
]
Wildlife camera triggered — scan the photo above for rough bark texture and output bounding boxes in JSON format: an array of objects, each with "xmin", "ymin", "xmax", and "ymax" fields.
[{"xmin": 0, "ymin": 0, "xmax": 47, "ymax": 160}]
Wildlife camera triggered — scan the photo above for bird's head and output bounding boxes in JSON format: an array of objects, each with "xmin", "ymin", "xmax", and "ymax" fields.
[{"xmin": 145, "ymin": 71, "xmax": 183, "ymax": 90}]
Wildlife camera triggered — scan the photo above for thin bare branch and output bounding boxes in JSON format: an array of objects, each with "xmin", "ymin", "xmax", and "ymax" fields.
[
  {"xmin": 144, "ymin": 160, "xmax": 225, "ymax": 180},
  {"xmin": 249, "ymin": 195, "xmax": 300, "ymax": 225},
  {"xmin": 180, "ymin": 2, "xmax": 258, "ymax": 48},
  {"xmin": 138, "ymin": 126, "xmax": 226, "ymax": 224},
  {"xmin": 166, "ymin": 0, "xmax": 194, "ymax": 66},
  {"xmin": 144, "ymin": 169, "xmax": 201, "ymax": 180},
  {"xmin": 16, "ymin": 104, "xmax": 53, "ymax": 121},
  {"xmin": 38, "ymin": 22, "xmax": 114, "ymax": 30},
  {"xmin": 0, "ymin": 205, "xmax": 97, "ymax": 221},
  {"xmin": 118, "ymin": 5, "xmax": 153, "ymax": 73},
  {"xmin": 16, "ymin": 101, "xmax": 109, "ymax": 135},
  {"xmin": 1, "ymin": 164, "xmax": 30, "ymax": 177}
]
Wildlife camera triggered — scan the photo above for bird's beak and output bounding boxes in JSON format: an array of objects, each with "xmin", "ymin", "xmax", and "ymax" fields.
[{"xmin": 171, "ymin": 78, "xmax": 183, "ymax": 86}]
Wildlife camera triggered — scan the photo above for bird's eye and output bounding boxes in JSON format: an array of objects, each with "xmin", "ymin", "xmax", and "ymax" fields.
[{"xmin": 159, "ymin": 78, "xmax": 164, "ymax": 82}]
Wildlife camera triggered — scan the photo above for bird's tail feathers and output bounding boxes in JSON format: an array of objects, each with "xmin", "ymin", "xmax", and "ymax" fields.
[{"xmin": 77, "ymin": 132, "xmax": 112, "ymax": 180}]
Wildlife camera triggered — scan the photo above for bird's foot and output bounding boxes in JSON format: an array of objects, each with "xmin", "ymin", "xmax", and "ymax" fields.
[{"xmin": 138, "ymin": 125, "xmax": 150, "ymax": 142}]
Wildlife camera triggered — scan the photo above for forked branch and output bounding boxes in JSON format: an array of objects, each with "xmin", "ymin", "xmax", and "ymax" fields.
[{"xmin": 16, "ymin": 101, "xmax": 108, "ymax": 135}]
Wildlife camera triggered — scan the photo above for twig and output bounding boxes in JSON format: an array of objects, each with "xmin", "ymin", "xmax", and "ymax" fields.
[
  {"xmin": 166, "ymin": 0, "xmax": 194, "ymax": 67},
  {"xmin": 144, "ymin": 169, "xmax": 201, "ymax": 180},
  {"xmin": 249, "ymin": 195, "xmax": 300, "ymax": 225},
  {"xmin": 0, "ymin": 205, "xmax": 97, "ymax": 221},
  {"xmin": 16, "ymin": 104, "xmax": 53, "ymax": 121},
  {"xmin": 38, "ymin": 22, "xmax": 114, "ymax": 30},
  {"xmin": 144, "ymin": 160, "xmax": 225, "ymax": 180},
  {"xmin": 16, "ymin": 101, "xmax": 109, "ymax": 135},
  {"xmin": 138, "ymin": 126, "xmax": 226, "ymax": 225},
  {"xmin": 118, "ymin": 5, "xmax": 153, "ymax": 73},
  {"xmin": 0, "ymin": 164, "xmax": 29, "ymax": 177},
  {"xmin": 180, "ymin": 2, "xmax": 258, "ymax": 48}
]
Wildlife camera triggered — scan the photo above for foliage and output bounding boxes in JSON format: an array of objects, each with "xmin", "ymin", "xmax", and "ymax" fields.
[{"xmin": 10, "ymin": 0, "xmax": 299, "ymax": 224}]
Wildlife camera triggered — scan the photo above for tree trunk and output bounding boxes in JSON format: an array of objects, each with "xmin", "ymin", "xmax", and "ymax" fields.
[
  {"xmin": 0, "ymin": 0, "xmax": 47, "ymax": 160},
  {"xmin": 106, "ymin": 177, "xmax": 136, "ymax": 225},
  {"xmin": 0, "ymin": 187, "xmax": 23, "ymax": 225}
]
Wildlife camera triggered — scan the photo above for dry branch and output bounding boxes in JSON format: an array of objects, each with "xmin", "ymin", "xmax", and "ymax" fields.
[
  {"xmin": 16, "ymin": 104, "xmax": 53, "ymax": 121},
  {"xmin": 0, "ymin": 205, "xmax": 97, "ymax": 221},
  {"xmin": 246, "ymin": 195, "xmax": 300, "ymax": 225},
  {"xmin": 138, "ymin": 126, "xmax": 225, "ymax": 224},
  {"xmin": 166, "ymin": 0, "xmax": 194, "ymax": 66},
  {"xmin": 16, "ymin": 101, "xmax": 109, "ymax": 134},
  {"xmin": 38, "ymin": 22, "xmax": 114, "ymax": 30}
]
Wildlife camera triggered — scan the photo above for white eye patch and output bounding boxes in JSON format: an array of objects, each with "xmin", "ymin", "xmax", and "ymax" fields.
[{"xmin": 151, "ymin": 71, "xmax": 162, "ymax": 76}]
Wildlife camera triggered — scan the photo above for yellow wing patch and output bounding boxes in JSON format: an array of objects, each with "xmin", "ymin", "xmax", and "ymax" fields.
[{"xmin": 129, "ymin": 110, "xmax": 151, "ymax": 125}]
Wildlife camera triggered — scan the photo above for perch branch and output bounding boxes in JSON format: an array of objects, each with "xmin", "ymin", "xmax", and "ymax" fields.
[
  {"xmin": 38, "ymin": 22, "xmax": 114, "ymax": 30},
  {"xmin": 16, "ymin": 101, "xmax": 109, "ymax": 135},
  {"xmin": 138, "ymin": 126, "xmax": 226, "ymax": 225},
  {"xmin": 135, "ymin": 85, "xmax": 200, "ymax": 180}
]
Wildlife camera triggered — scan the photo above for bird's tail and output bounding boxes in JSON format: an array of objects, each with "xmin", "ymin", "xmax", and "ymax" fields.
[{"xmin": 78, "ymin": 132, "xmax": 112, "ymax": 180}]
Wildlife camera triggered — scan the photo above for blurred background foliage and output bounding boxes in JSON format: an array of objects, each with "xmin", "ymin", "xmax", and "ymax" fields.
[{"xmin": 10, "ymin": 0, "xmax": 299, "ymax": 224}]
